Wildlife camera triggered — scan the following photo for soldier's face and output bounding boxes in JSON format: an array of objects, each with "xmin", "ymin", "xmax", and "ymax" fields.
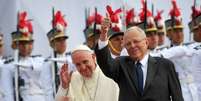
[
  {"xmin": 109, "ymin": 35, "xmax": 123, "ymax": 54},
  {"xmin": 53, "ymin": 37, "xmax": 67, "ymax": 54},
  {"xmin": 72, "ymin": 51, "xmax": 96, "ymax": 78},
  {"xmin": 86, "ymin": 35, "xmax": 96, "ymax": 49},
  {"xmin": 146, "ymin": 31, "xmax": 159, "ymax": 50},
  {"xmin": 193, "ymin": 26, "xmax": 201, "ymax": 42},
  {"xmin": 166, "ymin": 30, "xmax": 172, "ymax": 39},
  {"xmin": 124, "ymin": 30, "xmax": 148, "ymax": 61},
  {"xmin": 157, "ymin": 32, "xmax": 165, "ymax": 46},
  {"xmin": 172, "ymin": 28, "xmax": 184, "ymax": 45},
  {"xmin": 18, "ymin": 41, "xmax": 33, "ymax": 57}
]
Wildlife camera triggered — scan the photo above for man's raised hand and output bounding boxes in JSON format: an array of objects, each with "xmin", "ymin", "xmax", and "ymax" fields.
[{"xmin": 100, "ymin": 13, "xmax": 111, "ymax": 41}]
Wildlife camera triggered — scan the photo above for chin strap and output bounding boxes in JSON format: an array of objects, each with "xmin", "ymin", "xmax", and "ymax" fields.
[{"xmin": 108, "ymin": 40, "xmax": 121, "ymax": 55}]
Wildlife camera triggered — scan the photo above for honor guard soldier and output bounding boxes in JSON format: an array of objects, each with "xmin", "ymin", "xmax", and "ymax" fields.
[
  {"xmin": 164, "ymin": 19, "xmax": 173, "ymax": 46},
  {"xmin": 83, "ymin": 8, "xmax": 103, "ymax": 49},
  {"xmin": 158, "ymin": 1, "xmax": 200, "ymax": 100},
  {"xmin": 154, "ymin": 10, "xmax": 168, "ymax": 48},
  {"xmin": 169, "ymin": 0, "xmax": 184, "ymax": 47},
  {"xmin": 137, "ymin": 0, "xmax": 159, "ymax": 55},
  {"xmin": 188, "ymin": 5, "xmax": 201, "ymax": 49},
  {"xmin": 42, "ymin": 9, "xmax": 76, "ymax": 101},
  {"xmin": 1, "ymin": 11, "xmax": 46, "ymax": 101},
  {"xmin": 188, "ymin": 4, "xmax": 201, "ymax": 100},
  {"xmin": 106, "ymin": 5, "xmax": 124, "ymax": 58}
]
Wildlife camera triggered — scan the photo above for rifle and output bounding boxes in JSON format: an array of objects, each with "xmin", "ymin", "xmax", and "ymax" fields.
[
  {"xmin": 14, "ymin": 11, "xmax": 24, "ymax": 101},
  {"xmin": 93, "ymin": 7, "xmax": 97, "ymax": 49},
  {"xmin": 51, "ymin": 7, "xmax": 59, "ymax": 97},
  {"xmin": 53, "ymin": 50, "xmax": 59, "ymax": 96},
  {"xmin": 84, "ymin": 7, "xmax": 89, "ymax": 30}
]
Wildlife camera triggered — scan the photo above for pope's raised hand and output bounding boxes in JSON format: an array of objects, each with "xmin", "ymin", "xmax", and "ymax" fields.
[
  {"xmin": 60, "ymin": 64, "xmax": 73, "ymax": 89},
  {"xmin": 100, "ymin": 13, "xmax": 111, "ymax": 41}
]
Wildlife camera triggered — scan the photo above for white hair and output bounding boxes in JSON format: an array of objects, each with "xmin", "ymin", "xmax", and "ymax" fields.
[{"xmin": 124, "ymin": 26, "xmax": 146, "ymax": 39}]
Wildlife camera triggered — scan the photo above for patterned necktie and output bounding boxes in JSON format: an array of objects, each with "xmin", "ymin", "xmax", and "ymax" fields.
[{"xmin": 136, "ymin": 61, "xmax": 143, "ymax": 95}]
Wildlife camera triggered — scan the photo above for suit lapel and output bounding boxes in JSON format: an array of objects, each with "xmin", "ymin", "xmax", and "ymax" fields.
[
  {"xmin": 120, "ymin": 57, "xmax": 139, "ymax": 94},
  {"xmin": 126, "ymin": 60, "xmax": 139, "ymax": 90},
  {"xmin": 143, "ymin": 56, "xmax": 158, "ymax": 93}
]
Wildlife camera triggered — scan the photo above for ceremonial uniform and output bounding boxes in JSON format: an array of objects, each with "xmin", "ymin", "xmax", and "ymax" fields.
[
  {"xmin": 41, "ymin": 10, "xmax": 76, "ymax": 101},
  {"xmin": 1, "ymin": 11, "xmax": 48, "ymax": 101},
  {"xmin": 188, "ymin": 9, "xmax": 201, "ymax": 100}
]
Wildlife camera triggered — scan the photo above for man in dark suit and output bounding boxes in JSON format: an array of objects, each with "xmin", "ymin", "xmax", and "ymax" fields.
[{"xmin": 94, "ymin": 17, "xmax": 184, "ymax": 101}]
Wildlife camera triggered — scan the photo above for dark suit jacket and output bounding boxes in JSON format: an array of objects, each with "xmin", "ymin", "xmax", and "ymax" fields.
[{"xmin": 95, "ymin": 45, "xmax": 184, "ymax": 101}]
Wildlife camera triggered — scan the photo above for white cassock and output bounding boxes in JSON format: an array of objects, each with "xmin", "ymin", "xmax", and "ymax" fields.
[{"xmin": 55, "ymin": 66, "xmax": 119, "ymax": 101}]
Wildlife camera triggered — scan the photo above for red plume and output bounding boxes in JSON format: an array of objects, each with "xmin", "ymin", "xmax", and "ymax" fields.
[
  {"xmin": 18, "ymin": 11, "xmax": 33, "ymax": 36},
  {"xmin": 106, "ymin": 5, "xmax": 122, "ymax": 23},
  {"xmin": 169, "ymin": 0, "xmax": 181, "ymax": 17},
  {"xmin": 95, "ymin": 13, "xmax": 103, "ymax": 24},
  {"xmin": 126, "ymin": 8, "xmax": 135, "ymax": 26},
  {"xmin": 154, "ymin": 10, "xmax": 164, "ymax": 21},
  {"xmin": 87, "ymin": 12, "xmax": 103, "ymax": 26},
  {"xmin": 87, "ymin": 16, "xmax": 94, "ymax": 26},
  {"xmin": 106, "ymin": 5, "xmax": 114, "ymax": 15},
  {"xmin": 191, "ymin": 6, "xmax": 201, "ymax": 18},
  {"xmin": 139, "ymin": 0, "xmax": 152, "ymax": 21},
  {"xmin": 53, "ymin": 11, "xmax": 67, "ymax": 28}
]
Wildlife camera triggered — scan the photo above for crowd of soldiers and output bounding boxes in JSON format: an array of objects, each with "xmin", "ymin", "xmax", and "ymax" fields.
[{"xmin": 0, "ymin": 0, "xmax": 201, "ymax": 101}]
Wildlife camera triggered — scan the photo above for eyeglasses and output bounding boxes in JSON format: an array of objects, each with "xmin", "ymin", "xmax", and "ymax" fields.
[{"xmin": 124, "ymin": 38, "xmax": 145, "ymax": 48}]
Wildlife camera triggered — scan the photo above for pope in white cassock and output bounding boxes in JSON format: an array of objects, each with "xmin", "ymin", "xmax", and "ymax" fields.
[{"xmin": 55, "ymin": 45, "xmax": 119, "ymax": 101}]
